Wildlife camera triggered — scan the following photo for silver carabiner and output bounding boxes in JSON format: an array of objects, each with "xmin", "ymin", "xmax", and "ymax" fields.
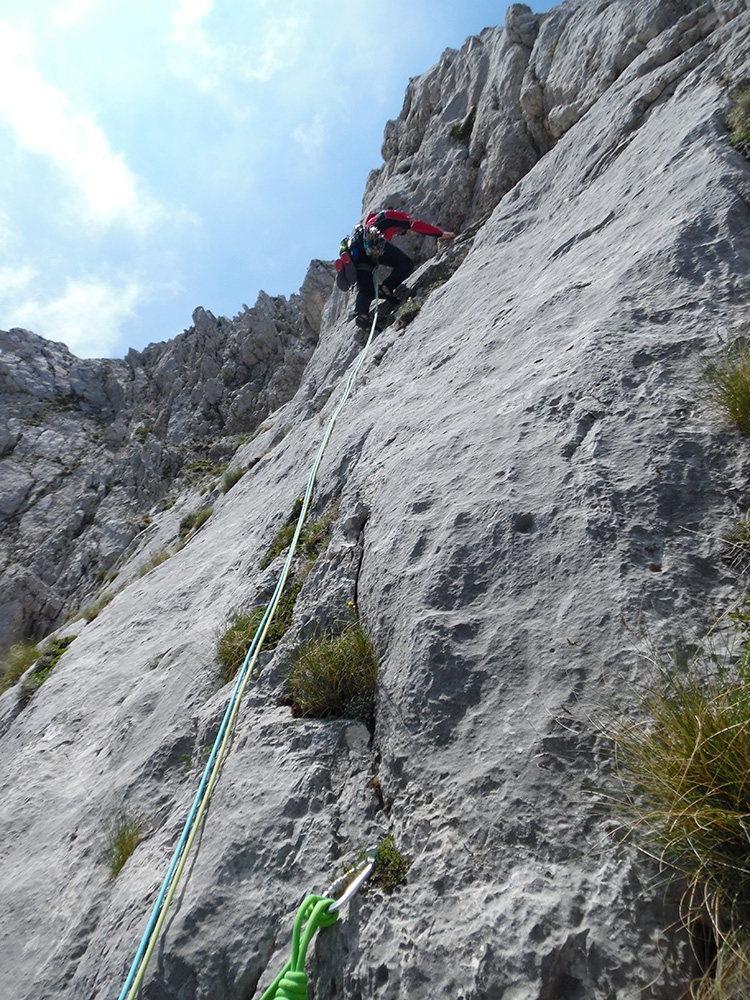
[{"xmin": 325, "ymin": 846, "xmax": 378, "ymax": 912}]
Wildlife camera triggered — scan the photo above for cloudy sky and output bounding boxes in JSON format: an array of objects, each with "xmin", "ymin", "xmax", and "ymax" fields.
[{"xmin": 0, "ymin": 1, "xmax": 540, "ymax": 359}]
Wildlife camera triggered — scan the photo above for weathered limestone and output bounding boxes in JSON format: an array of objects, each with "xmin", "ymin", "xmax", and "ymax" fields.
[{"xmin": 2, "ymin": 2, "xmax": 750, "ymax": 999}]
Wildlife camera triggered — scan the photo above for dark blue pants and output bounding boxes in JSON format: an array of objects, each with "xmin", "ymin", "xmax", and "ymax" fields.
[{"xmin": 354, "ymin": 242, "xmax": 414, "ymax": 315}]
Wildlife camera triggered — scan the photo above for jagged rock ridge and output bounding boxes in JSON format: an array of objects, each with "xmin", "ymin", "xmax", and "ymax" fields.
[
  {"xmin": 0, "ymin": 261, "xmax": 335, "ymax": 651},
  {"xmin": 2, "ymin": 2, "xmax": 750, "ymax": 999}
]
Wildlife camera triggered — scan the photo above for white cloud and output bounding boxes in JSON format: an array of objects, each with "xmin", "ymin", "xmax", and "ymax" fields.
[
  {"xmin": 245, "ymin": 16, "xmax": 303, "ymax": 83},
  {"xmin": 292, "ymin": 113, "xmax": 325, "ymax": 158},
  {"xmin": 171, "ymin": 0, "xmax": 213, "ymax": 42},
  {"xmin": 16, "ymin": 276, "xmax": 144, "ymax": 357},
  {"xmin": 0, "ymin": 23, "xmax": 162, "ymax": 235},
  {"xmin": 0, "ymin": 262, "xmax": 144, "ymax": 357},
  {"xmin": 51, "ymin": 0, "xmax": 102, "ymax": 27}
]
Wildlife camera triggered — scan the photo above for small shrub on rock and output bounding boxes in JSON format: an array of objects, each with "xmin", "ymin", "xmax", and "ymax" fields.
[
  {"xmin": 81, "ymin": 592, "xmax": 114, "ymax": 622},
  {"xmin": 371, "ymin": 836, "xmax": 410, "ymax": 890},
  {"xmin": 610, "ymin": 614, "xmax": 750, "ymax": 996},
  {"xmin": 222, "ymin": 467, "xmax": 246, "ymax": 493},
  {"xmin": 179, "ymin": 505, "xmax": 213, "ymax": 539},
  {"xmin": 19, "ymin": 636, "xmax": 76, "ymax": 699}
]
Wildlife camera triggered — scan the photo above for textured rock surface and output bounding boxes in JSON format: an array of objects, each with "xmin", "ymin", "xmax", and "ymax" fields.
[
  {"xmin": 0, "ymin": 261, "xmax": 334, "ymax": 652},
  {"xmin": 3, "ymin": 1, "xmax": 750, "ymax": 999}
]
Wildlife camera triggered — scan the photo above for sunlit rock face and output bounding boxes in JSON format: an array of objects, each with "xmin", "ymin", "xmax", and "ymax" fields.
[
  {"xmin": 0, "ymin": 260, "xmax": 334, "ymax": 651},
  {"xmin": 3, "ymin": 2, "xmax": 750, "ymax": 999}
]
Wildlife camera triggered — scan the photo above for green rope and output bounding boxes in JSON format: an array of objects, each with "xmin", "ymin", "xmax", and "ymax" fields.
[
  {"xmin": 260, "ymin": 896, "xmax": 339, "ymax": 1000},
  {"xmin": 116, "ymin": 278, "xmax": 381, "ymax": 999}
]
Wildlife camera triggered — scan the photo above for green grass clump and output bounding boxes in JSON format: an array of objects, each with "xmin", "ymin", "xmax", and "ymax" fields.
[
  {"xmin": 370, "ymin": 836, "xmax": 411, "ymax": 890},
  {"xmin": 101, "ymin": 811, "xmax": 142, "ymax": 879},
  {"xmin": 0, "ymin": 640, "xmax": 40, "ymax": 695},
  {"xmin": 728, "ymin": 84, "xmax": 750, "ymax": 158},
  {"xmin": 179, "ymin": 505, "xmax": 213, "ymax": 539},
  {"xmin": 222, "ymin": 467, "xmax": 246, "ymax": 493},
  {"xmin": 81, "ymin": 592, "xmax": 114, "ymax": 622},
  {"xmin": 723, "ymin": 514, "xmax": 750, "ymax": 572},
  {"xmin": 287, "ymin": 618, "xmax": 378, "ymax": 724},
  {"xmin": 611, "ymin": 619, "xmax": 750, "ymax": 996},
  {"xmin": 615, "ymin": 666, "xmax": 750, "ymax": 912},
  {"xmin": 260, "ymin": 499, "xmax": 338, "ymax": 569},
  {"xmin": 217, "ymin": 581, "xmax": 303, "ymax": 685},
  {"xmin": 19, "ymin": 636, "xmax": 76, "ymax": 698},
  {"xmin": 138, "ymin": 550, "xmax": 171, "ymax": 577},
  {"xmin": 259, "ymin": 498, "xmax": 304, "ymax": 568},
  {"xmin": 449, "ymin": 106, "xmax": 476, "ymax": 143},
  {"xmin": 705, "ymin": 344, "xmax": 750, "ymax": 435}
]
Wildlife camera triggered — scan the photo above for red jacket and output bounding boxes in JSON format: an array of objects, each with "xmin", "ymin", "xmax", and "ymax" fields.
[{"xmin": 365, "ymin": 210, "xmax": 444, "ymax": 241}]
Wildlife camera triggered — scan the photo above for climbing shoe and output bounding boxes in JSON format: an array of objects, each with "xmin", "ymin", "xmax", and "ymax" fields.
[
  {"xmin": 354, "ymin": 313, "xmax": 371, "ymax": 330},
  {"xmin": 378, "ymin": 285, "xmax": 401, "ymax": 308}
]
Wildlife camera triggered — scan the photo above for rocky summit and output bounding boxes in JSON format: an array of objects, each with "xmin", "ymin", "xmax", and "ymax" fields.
[{"xmin": 2, "ymin": 1, "xmax": 750, "ymax": 997}]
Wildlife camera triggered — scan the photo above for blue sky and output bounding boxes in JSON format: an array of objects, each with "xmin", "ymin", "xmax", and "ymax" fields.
[{"xmin": 0, "ymin": 1, "xmax": 542, "ymax": 359}]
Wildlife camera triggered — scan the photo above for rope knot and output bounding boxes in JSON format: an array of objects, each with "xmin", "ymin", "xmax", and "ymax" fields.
[{"xmin": 276, "ymin": 970, "xmax": 308, "ymax": 1000}]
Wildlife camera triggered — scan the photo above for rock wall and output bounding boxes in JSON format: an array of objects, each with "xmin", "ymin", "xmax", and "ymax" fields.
[
  {"xmin": 0, "ymin": 261, "xmax": 335, "ymax": 652},
  {"xmin": 3, "ymin": 1, "xmax": 750, "ymax": 999}
]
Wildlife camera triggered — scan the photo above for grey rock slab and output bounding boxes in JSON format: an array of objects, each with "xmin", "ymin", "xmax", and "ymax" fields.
[{"xmin": 2, "ymin": 2, "xmax": 750, "ymax": 999}]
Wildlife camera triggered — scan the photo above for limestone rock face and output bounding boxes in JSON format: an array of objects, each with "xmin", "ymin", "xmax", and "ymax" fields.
[
  {"xmin": 0, "ymin": 263, "xmax": 334, "ymax": 651},
  {"xmin": 3, "ymin": 2, "xmax": 750, "ymax": 1000}
]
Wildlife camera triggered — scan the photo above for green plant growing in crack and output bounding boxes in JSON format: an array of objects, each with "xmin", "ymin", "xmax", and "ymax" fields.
[
  {"xmin": 370, "ymin": 835, "xmax": 411, "ymax": 890},
  {"xmin": 727, "ymin": 83, "xmax": 750, "ymax": 158},
  {"xmin": 18, "ymin": 636, "xmax": 76, "ymax": 699},
  {"xmin": 101, "ymin": 811, "xmax": 143, "ymax": 879},
  {"xmin": 260, "ymin": 499, "xmax": 339, "ymax": 570},
  {"xmin": 179, "ymin": 505, "xmax": 213, "ymax": 540},
  {"xmin": 449, "ymin": 106, "xmax": 476, "ymax": 144},
  {"xmin": 722, "ymin": 513, "xmax": 750, "ymax": 572},
  {"xmin": 344, "ymin": 836, "xmax": 410, "ymax": 893},
  {"xmin": 287, "ymin": 617, "xmax": 378, "ymax": 725},
  {"xmin": 222, "ymin": 467, "xmax": 246, "ymax": 493},
  {"xmin": 81, "ymin": 592, "xmax": 114, "ymax": 622},
  {"xmin": 217, "ymin": 580, "xmax": 303, "ymax": 685}
]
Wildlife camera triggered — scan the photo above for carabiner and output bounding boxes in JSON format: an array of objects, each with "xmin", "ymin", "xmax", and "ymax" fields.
[{"xmin": 325, "ymin": 846, "xmax": 377, "ymax": 912}]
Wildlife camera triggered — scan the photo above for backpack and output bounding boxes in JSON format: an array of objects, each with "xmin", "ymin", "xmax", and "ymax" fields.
[
  {"xmin": 335, "ymin": 238, "xmax": 358, "ymax": 292},
  {"xmin": 334, "ymin": 225, "xmax": 386, "ymax": 292}
]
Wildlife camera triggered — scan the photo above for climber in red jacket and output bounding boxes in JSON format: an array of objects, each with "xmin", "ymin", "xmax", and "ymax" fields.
[{"xmin": 351, "ymin": 209, "xmax": 455, "ymax": 329}]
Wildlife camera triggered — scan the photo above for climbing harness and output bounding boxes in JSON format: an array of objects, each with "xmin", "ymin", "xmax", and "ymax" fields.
[
  {"xmin": 116, "ymin": 274, "xmax": 382, "ymax": 1000},
  {"xmin": 259, "ymin": 850, "xmax": 377, "ymax": 1000}
]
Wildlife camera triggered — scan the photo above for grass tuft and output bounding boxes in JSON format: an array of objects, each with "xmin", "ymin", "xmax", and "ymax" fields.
[
  {"xmin": 0, "ymin": 640, "xmax": 40, "ymax": 695},
  {"xmin": 101, "ymin": 811, "xmax": 142, "ymax": 879},
  {"xmin": 222, "ymin": 467, "xmax": 246, "ymax": 493},
  {"xmin": 728, "ymin": 84, "xmax": 750, "ymax": 158},
  {"xmin": 19, "ymin": 636, "xmax": 76, "ymax": 698},
  {"xmin": 179, "ymin": 506, "xmax": 213, "ymax": 539},
  {"xmin": 81, "ymin": 592, "xmax": 114, "ymax": 622},
  {"xmin": 287, "ymin": 617, "xmax": 378, "ymax": 724},
  {"xmin": 610, "ymin": 612, "xmax": 750, "ymax": 996},
  {"xmin": 705, "ymin": 344, "xmax": 750, "ymax": 435},
  {"xmin": 217, "ymin": 581, "xmax": 302, "ymax": 686}
]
